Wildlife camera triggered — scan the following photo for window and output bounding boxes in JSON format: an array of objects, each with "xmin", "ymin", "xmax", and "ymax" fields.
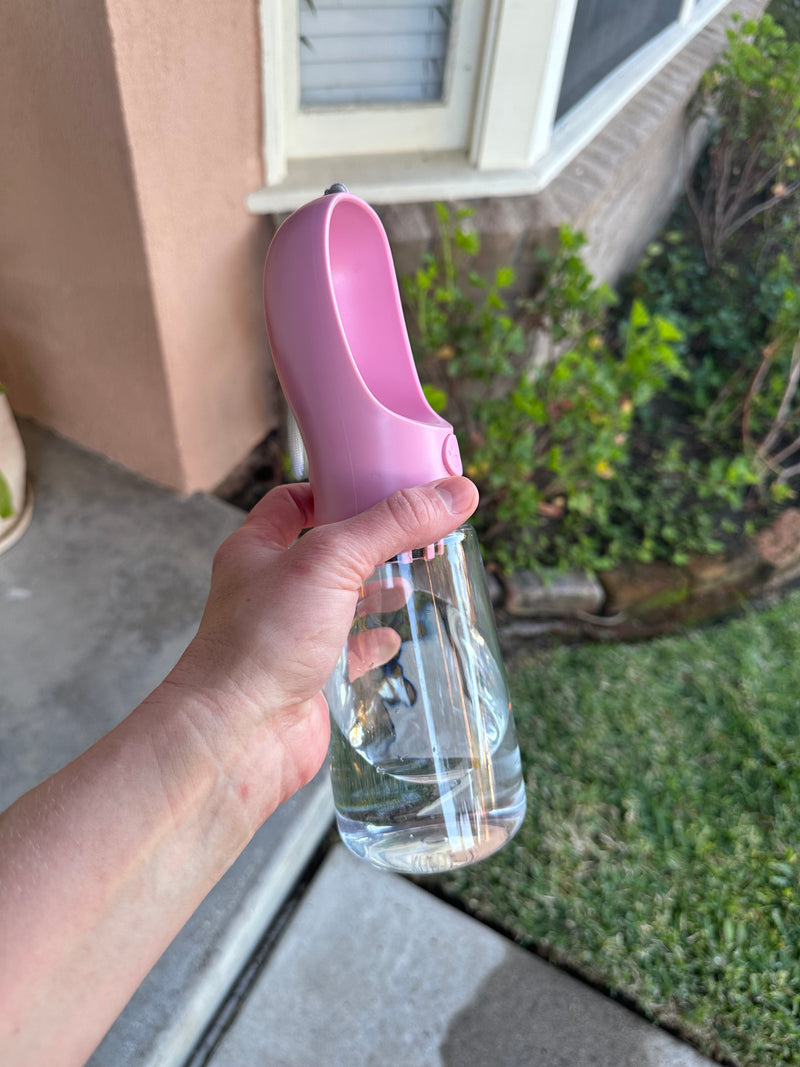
[
  {"xmin": 250, "ymin": 0, "xmax": 735, "ymax": 211},
  {"xmin": 267, "ymin": 0, "xmax": 486, "ymax": 173},
  {"xmin": 298, "ymin": 2, "xmax": 454, "ymax": 106},
  {"xmin": 556, "ymin": 0, "xmax": 684, "ymax": 118}
]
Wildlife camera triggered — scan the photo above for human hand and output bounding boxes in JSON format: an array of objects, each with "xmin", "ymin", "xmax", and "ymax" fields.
[
  {"xmin": 163, "ymin": 476, "xmax": 478, "ymax": 815},
  {"xmin": 347, "ymin": 576, "xmax": 413, "ymax": 682}
]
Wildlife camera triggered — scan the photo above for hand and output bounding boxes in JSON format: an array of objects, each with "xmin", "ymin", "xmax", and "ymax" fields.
[
  {"xmin": 347, "ymin": 577, "xmax": 413, "ymax": 682},
  {"xmin": 163, "ymin": 476, "xmax": 479, "ymax": 816}
]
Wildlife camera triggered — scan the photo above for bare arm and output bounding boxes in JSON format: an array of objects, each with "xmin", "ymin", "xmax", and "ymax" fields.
[{"xmin": 0, "ymin": 477, "xmax": 477, "ymax": 1067}]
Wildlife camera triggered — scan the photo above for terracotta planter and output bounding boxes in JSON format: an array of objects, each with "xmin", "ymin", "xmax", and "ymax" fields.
[{"xmin": 0, "ymin": 394, "xmax": 33, "ymax": 554}]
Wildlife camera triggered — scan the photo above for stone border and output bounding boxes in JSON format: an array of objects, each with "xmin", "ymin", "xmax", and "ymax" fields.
[{"xmin": 494, "ymin": 507, "xmax": 800, "ymax": 652}]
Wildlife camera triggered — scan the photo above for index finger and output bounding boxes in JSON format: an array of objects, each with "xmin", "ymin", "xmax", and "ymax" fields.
[{"xmin": 242, "ymin": 483, "xmax": 316, "ymax": 551}]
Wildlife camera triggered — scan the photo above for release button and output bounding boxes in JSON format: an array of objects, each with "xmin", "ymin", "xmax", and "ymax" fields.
[{"xmin": 442, "ymin": 433, "xmax": 463, "ymax": 476}]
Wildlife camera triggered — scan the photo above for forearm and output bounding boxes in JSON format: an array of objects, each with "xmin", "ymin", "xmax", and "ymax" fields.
[
  {"xmin": 0, "ymin": 477, "xmax": 477, "ymax": 1066},
  {"xmin": 0, "ymin": 668, "xmax": 296, "ymax": 1067}
]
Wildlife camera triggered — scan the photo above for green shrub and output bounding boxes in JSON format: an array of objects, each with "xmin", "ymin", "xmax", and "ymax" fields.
[
  {"xmin": 742, "ymin": 272, "xmax": 800, "ymax": 501},
  {"xmin": 471, "ymin": 293, "xmax": 691, "ymax": 573},
  {"xmin": 630, "ymin": 11, "xmax": 800, "ymax": 508},
  {"xmin": 404, "ymin": 11, "xmax": 800, "ymax": 583},
  {"xmin": 768, "ymin": 0, "xmax": 800, "ymax": 42},
  {"xmin": 403, "ymin": 211, "xmax": 756, "ymax": 574},
  {"xmin": 402, "ymin": 203, "xmax": 525, "ymax": 439},
  {"xmin": 687, "ymin": 13, "xmax": 800, "ymax": 266},
  {"xmin": 629, "ymin": 217, "xmax": 794, "ymax": 457}
]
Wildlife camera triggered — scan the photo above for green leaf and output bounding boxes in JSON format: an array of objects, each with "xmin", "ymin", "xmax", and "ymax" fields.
[
  {"xmin": 422, "ymin": 383, "xmax": 448, "ymax": 413},
  {"xmin": 455, "ymin": 229, "xmax": 480, "ymax": 256},
  {"xmin": 512, "ymin": 390, "xmax": 546, "ymax": 422},
  {"xmin": 569, "ymin": 490, "xmax": 594, "ymax": 516},
  {"xmin": 0, "ymin": 471, "xmax": 14, "ymax": 520},
  {"xmin": 629, "ymin": 299, "xmax": 650, "ymax": 328},
  {"xmin": 415, "ymin": 268, "xmax": 432, "ymax": 292},
  {"xmin": 655, "ymin": 316, "xmax": 684, "ymax": 343}
]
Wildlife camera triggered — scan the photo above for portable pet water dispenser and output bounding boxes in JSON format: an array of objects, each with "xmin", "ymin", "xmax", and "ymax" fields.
[{"xmin": 263, "ymin": 188, "xmax": 526, "ymax": 874}]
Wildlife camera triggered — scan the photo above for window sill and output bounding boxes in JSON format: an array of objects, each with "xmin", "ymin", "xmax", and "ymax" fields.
[
  {"xmin": 245, "ymin": 0, "xmax": 749, "ymax": 216},
  {"xmin": 245, "ymin": 152, "xmax": 555, "ymax": 215}
]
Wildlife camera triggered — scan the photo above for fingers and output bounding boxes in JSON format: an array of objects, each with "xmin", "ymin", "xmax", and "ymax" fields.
[
  {"xmin": 309, "ymin": 476, "xmax": 478, "ymax": 589},
  {"xmin": 356, "ymin": 577, "xmax": 413, "ymax": 617},
  {"xmin": 242, "ymin": 483, "xmax": 315, "ymax": 551},
  {"xmin": 347, "ymin": 627, "xmax": 402, "ymax": 681}
]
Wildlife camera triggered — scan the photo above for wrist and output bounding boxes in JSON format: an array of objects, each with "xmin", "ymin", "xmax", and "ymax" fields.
[{"xmin": 143, "ymin": 640, "xmax": 329, "ymax": 849}]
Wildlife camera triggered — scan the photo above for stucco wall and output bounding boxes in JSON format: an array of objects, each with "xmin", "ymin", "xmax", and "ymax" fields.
[
  {"xmin": 0, "ymin": 0, "xmax": 183, "ymax": 486},
  {"xmin": 105, "ymin": 0, "xmax": 274, "ymax": 491},
  {"xmin": 0, "ymin": 0, "xmax": 275, "ymax": 492}
]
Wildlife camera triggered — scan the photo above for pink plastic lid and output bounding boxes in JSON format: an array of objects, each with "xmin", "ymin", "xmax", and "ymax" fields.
[{"xmin": 264, "ymin": 191, "xmax": 462, "ymax": 525}]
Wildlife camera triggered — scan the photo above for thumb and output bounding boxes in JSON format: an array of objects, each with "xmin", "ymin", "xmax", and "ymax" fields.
[{"xmin": 303, "ymin": 476, "xmax": 479, "ymax": 589}]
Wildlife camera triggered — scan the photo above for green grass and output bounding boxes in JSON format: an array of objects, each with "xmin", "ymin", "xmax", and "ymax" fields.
[{"xmin": 433, "ymin": 590, "xmax": 800, "ymax": 1065}]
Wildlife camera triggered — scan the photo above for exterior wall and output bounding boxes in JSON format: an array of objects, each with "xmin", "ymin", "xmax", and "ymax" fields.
[
  {"xmin": 0, "ymin": 0, "xmax": 276, "ymax": 492},
  {"xmin": 373, "ymin": 0, "xmax": 767, "ymax": 295},
  {"xmin": 0, "ymin": 0, "xmax": 182, "ymax": 487},
  {"xmin": 105, "ymin": 0, "xmax": 275, "ymax": 491},
  {"xmin": 0, "ymin": 0, "xmax": 768, "ymax": 492}
]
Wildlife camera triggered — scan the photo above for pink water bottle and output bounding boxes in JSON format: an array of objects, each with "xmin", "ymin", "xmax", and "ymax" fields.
[{"xmin": 264, "ymin": 187, "xmax": 526, "ymax": 873}]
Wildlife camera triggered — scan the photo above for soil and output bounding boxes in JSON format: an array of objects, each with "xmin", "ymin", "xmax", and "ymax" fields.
[{"xmin": 214, "ymin": 430, "xmax": 286, "ymax": 513}]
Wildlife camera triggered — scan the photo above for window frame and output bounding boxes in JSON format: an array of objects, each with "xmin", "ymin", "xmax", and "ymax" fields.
[
  {"xmin": 285, "ymin": 0, "xmax": 486, "ymax": 162},
  {"xmin": 251, "ymin": 0, "xmax": 734, "ymax": 211}
]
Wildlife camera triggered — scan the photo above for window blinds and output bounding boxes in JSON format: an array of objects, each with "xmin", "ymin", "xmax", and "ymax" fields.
[{"xmin": 299, "ymin": 1, "xmax": 455, "ymax": 107}]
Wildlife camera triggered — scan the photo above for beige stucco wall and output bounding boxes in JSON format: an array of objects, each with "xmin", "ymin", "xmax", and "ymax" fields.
[{"xmin": 0, "ymin": 0, "xmax": 275, "ymax": 491}]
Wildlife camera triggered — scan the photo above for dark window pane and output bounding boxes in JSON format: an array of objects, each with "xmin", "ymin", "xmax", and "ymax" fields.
[{"xmin": 556, "ymin": 0, "xmax": 682, "ymax": 119}]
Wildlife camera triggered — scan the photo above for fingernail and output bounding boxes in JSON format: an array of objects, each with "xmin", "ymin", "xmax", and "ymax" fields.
[{"xmin": 434, "ymin": 477, "xmax": 477, "ymax": 515}]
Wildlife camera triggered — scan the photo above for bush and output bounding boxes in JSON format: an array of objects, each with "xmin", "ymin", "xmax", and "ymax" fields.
[
  {"xmin": 768, "ymin": 0, "xmax": 800, "ymax": 42},
  {"xmin": 631, "ymin": 10, "xmax": 800, "ymax": 507},
  {"xmin": 404, "ymin": 212, "xmax": 756, "ymax": 574},
  {"xmin": 686, "ymin": 13, "xmax": 800, "ymax": 266},
  {"xmin": 400, "ymin": 13, "xmax": 800, "ymax": 578}
]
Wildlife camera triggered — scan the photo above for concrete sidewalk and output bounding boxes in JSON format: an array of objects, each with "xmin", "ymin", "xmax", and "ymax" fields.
[{"xmin": 1, "ymin": 424, "xmax": 715, "ymax": 1067}]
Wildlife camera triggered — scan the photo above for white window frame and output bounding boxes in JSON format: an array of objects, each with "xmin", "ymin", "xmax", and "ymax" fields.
[
  {"xmin": 249, "ymin": 0, "xmax": 735, "ymax": 212},
  {"xmin": 285, "ymin": 1, "xmax": 487, "ymax": 162}
]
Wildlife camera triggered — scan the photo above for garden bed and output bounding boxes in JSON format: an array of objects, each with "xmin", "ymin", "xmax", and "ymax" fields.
[{"xmin": 492, "ymin": 506, "xmax": 800, "ymax": 650}]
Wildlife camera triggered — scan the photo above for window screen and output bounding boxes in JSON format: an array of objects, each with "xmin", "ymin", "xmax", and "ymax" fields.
[
  {"xmin": 298, "ymin": 1, "xmax": 455, "ymax": 107},
  {"xmin": 556, "ymin": 0, "xmax": 682, "ymax": 119}
]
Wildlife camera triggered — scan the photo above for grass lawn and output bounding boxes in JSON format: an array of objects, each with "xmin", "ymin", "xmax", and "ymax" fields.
[{"xmin": 431, "ymin": 589, "xmax": 800, "ymax": 1066}]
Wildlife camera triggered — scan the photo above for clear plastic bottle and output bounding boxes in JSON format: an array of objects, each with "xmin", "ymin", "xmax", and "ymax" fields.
[
  {"xmin": 325, "ymin": 523, "xmax": 526, "ymax": 874},
  {"xmin": 263, "ymin": 187, "xmax": 527, "ymax": 873}
]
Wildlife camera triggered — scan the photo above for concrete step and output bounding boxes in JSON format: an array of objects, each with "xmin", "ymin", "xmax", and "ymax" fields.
[{"xmin": 204, "ymin": 845, "xmax": 716, "ymax": 1067}]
